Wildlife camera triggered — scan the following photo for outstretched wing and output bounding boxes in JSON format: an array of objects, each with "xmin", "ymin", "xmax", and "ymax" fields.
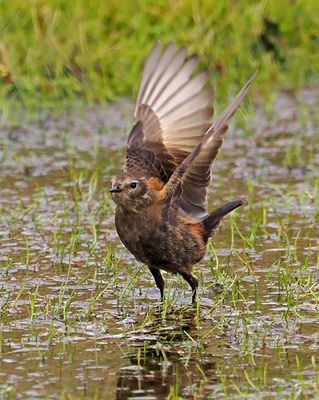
[
  {"xmin": 125, "ymin": 42, "xmax": 214, "ymax": 182},
  {"xmin": 177, "ymin": 75, "xmax": 255, "ymax": 221}
]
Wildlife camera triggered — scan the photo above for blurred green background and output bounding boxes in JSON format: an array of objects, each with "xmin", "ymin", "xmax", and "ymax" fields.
[{"xmin": 0, "ymin": 0, "xmax": 318, "ymax": 117}]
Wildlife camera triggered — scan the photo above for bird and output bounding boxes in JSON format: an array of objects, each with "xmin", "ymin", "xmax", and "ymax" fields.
[{"xmin": 110, "ymin": 42, "xmax": 254, "ymax": 303}]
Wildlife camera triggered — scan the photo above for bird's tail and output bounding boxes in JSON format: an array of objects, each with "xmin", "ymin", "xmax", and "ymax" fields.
[{"xmin": 203, "ymin": 199, "xmax": 244, "ymax": 240}]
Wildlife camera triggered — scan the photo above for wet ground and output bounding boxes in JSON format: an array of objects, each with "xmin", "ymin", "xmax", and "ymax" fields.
[{"xmin": 0, "ymin": 89, "xmax": 318, "ymax": 399}]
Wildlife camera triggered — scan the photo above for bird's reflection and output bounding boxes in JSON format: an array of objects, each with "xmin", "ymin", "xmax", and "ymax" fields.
[{"xmin": 115, "ymin": 306, "xmax": 216, "ymax": 399}]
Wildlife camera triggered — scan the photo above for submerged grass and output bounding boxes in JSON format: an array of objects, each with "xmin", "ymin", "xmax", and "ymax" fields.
[{"xmin": 0, "ymin": 0, "xmax": 319, "ymax": 118}]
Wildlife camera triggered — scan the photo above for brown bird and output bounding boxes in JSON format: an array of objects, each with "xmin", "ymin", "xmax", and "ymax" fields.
[{"xmin": 110, "ymin": 42, "xmax": 254, "ymax": 303}]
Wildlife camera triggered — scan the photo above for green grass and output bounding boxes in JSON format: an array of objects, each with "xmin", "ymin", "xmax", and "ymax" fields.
[{"xmin": 0, "ymin": 0, "xmax": 318, "ymax": 118}]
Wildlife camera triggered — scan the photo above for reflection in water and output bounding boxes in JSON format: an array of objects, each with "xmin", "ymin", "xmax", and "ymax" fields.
[{"xmin": 116, "ymin": 308, "xmax": 209, "ymax": 399}]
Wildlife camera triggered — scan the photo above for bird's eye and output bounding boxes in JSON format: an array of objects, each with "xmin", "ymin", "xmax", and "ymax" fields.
[{"xmin": 130, "ymin": 181, "xmax": 137, "ymax": 189}]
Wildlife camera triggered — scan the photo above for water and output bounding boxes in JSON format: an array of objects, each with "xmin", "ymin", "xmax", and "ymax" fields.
[{"xmin": 0, "ymin": 90, "xmax": 318, "ymax": 399}]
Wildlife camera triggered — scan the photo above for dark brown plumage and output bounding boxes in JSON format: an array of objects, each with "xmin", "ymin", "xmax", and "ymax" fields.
[{"xmin": 110, "ymin": 42, "xmax": 254, "ymax": 303}]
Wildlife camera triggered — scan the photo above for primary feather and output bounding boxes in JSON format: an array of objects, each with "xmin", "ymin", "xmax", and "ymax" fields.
[{"xmin": 127, "ymin": 42, "xmax": 213, "ymax": 181}]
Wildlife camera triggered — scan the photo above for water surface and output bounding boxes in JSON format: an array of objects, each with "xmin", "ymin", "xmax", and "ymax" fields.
[{"xmin": 0, "ymin": 90, "xmax": 318, "ymax": 399}]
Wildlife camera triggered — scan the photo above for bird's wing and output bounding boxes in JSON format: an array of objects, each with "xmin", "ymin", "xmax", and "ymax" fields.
[
  {"xmin": 161, "ymin": 75, "xmax": 254, "ymax": 222},
  {"xmin": 125, "ymin": 42, "xmax": 214, "ymax": 182},
  {"xmin": 176, "ymin": 75, "xmax": 255, "ymax": 221}
]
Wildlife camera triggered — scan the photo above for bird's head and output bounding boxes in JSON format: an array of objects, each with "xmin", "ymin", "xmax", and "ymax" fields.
[{"xmin": 109, "ymin": 173, "xmax": 157, "ymax": 211}]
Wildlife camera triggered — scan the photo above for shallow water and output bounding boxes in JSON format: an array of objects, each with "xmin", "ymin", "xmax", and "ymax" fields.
[{"xmin": 0, "ymin": 90, "xmax": 318, "ymax": 399}]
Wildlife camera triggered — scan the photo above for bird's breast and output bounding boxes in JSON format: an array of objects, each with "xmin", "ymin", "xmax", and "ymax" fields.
[
  {"xmin": 114, "ymin": 205, "xmax": 206, "ymax": 270},
  {"xmin": 114, "ymin": 206, "xmax": 159, "ymax": 262}
]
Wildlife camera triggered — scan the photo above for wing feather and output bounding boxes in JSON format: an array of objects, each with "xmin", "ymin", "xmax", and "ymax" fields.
[
  {"xmin": 139, "ymin": 43, "xmax": 177, "ymax": 107},
  {"xmin": 150, "ymin": 55, "xmax": 199, "ymax": 114},
  {"xmin": 178, "ymin": 74, "xmax": 255, "ymax": 221},
  {"xmin": 127, "ymin": 42, "xmax": 213, "ymax": 182},
  {"xmin": 134, "ymin": 43, "xmax": 163, "ymax": 116}
]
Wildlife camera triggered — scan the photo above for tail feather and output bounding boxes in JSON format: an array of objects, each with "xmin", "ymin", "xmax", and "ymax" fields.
[{"xmin": 203, "ymin": 199, "xmax": 244, "ymax": 240}]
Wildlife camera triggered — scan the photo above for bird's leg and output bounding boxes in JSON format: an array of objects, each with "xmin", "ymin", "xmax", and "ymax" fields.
[
  {"xmin": 149, "ymin": 267, "xmax": 164, "ymax": 301},
  {"xmin": 180, "ymin": 272, "xmax": 198, "ymax": 304}
]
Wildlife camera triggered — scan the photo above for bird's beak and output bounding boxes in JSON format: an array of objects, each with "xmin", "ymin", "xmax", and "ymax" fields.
[{"xmin": 109, "ymin": 186, "xmax": 122, "ymax": 193}]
